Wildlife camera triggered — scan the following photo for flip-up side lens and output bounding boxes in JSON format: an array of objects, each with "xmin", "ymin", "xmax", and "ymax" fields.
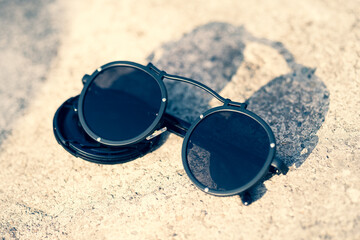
[
  {"xmin": 185, "ymin": 110, "xmax": 271, "ymax": 192},
  {"xmin": 82, "ymin": 66, "xmax": 162, "ymax": 142}
]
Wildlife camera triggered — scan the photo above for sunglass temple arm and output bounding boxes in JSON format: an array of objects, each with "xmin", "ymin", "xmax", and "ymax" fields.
[{"xmin": 163, "ymin": 113, "xmax": 191, "ymax": 138}]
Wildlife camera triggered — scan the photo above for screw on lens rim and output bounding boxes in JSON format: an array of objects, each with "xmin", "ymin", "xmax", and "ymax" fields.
[
  {"xmin": 77, "ymin": 61, "xmax": 168, "ymax": 146},
  {"xmin": 181, "ymin": 106, "xmax": 276, "ymax": 196}
]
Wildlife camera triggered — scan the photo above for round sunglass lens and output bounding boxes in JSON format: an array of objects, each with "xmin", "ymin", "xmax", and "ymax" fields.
[
  {"xmin": 185, "ymin": 111, "xmax": 272, "ymax": 192},
  {"xmin": 82, "ymin": 66, "xmax": 162, "ymax": 142}
]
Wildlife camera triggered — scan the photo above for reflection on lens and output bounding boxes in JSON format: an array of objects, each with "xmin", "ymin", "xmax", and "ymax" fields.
[
  {"xmin": 186, "ymin": 110, "xmax": 271, "ymax": 191},
  {"xmin": 82, "ymin": 66, "xmax": 162, "ymax": 142}
]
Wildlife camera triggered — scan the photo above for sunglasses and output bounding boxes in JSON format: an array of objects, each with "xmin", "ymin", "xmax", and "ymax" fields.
[{"xmin": 53, "ymin": 61, "xmax": 288, "ymax": 204}]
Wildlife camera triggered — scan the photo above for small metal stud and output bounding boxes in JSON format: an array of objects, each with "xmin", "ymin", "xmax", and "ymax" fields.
[
  {"xmin": 200, "ymin": 114, "xmax": 204, "ymax": 119},
  {"xmin": 270, "ymin": 143, "xmax": 275, "ymax": 148},
  {"xmin": 162, "ymin": 98, "xmax": 166, "ymax": 102},
  {"xmin": 97, "ymin": 67, "xmax": 102, "ymax": 72},
  {"xmin": 96, "ymin": 137, "xmax": 101, "ymax": 142},
  {"xmin": 204, "ymin": 187, "xmax": 209, "ymax": 192}
]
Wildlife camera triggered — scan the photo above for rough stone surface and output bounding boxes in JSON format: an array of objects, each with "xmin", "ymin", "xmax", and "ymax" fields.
[
  {"xmin": 0, "ymin": 0, "xmax": 359, "ymax": 239},
  {"xmin": 0, "ymin": 0, "xmax": 60, "ymax": 144}
]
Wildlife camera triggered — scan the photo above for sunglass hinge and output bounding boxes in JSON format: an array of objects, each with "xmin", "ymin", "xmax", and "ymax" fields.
[
  {"xmin": 223, "ymin": 98, "xmax": 231, "ymax": 106},
  {"xmin": 82, "ymin": 74, "xmax": 90, "ymax": 85},
  {"xmin": 239, "ymin": 191, "xmax": 252, "ymax": 206},
  {"xmin": 227, "ymin": 101, "xmax": 248, "ymax": 109},
  {"xmin": 147, "ymin": 63, "xmax": 166, "ymax": 77}
]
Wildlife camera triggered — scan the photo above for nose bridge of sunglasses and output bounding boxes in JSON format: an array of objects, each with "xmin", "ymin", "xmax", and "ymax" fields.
[
  {"xmin": 156, "ymin": 67, "xmax": 248, "ymax": 111},
  {"xmin": 147, "ymin": 63, "xmax": 251, "ymax": 139}
]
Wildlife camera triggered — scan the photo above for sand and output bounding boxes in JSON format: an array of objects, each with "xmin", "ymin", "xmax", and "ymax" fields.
[{"xmin": 0, "ymin": 0, "xmax": 359, "ymax": 239}]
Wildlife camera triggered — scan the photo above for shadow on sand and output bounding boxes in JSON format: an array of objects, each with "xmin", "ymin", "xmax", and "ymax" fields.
[{"xmin": 148, "ymin": 22, "xmax": 330, "ymax": 204}]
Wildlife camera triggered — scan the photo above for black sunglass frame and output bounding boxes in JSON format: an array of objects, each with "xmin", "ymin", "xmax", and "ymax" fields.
[
  {"xmin": 54, "ymin": 61, "xmax": 288, "ymax": 200},
  {"xmin": 78, "ymin": 61, "xmax": 168, "ymax": 146},
  {"xmin": 182, "ymin": 105, "xmax": 282, "ymax": 197}
]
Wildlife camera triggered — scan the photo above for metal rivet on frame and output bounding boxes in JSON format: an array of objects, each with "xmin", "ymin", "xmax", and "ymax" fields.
[
  {"xmin": 204, "ymin": 187, "xmax": 209, "ymax": 192},
  {"xmin": 162, "ymin": 98, "xmax": 166, "ymax": 102},
  {"xmin": 270, "ymin": 143, "xmax": 275, "ymax": 148},
  {"xmin": 97, "ymin": 67, "xmax": 102, "ymax": 72},
  {"xmin": 200, "ymin": 114, "xmax": 204, "ymax": 119},
  {"xmin": 97, "ymin": 137, "xmax": 101, "ymax": 142}
]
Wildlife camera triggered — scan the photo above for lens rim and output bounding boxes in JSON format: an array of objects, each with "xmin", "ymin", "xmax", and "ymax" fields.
[
  {"xmin": 181, "ymin": 106, "xmax": 276, "ymax": 196},
  {"xmin": 77, "ymin": 61, "xmax": 167, "ymax": 146},
  {"xmin": 53, "ymin": 95, "xmax": 162, "ymax": 164}
]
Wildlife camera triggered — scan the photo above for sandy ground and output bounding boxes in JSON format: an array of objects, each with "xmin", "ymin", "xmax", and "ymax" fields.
[{"xmin": 0, "ymin": 0, "xmax": 359, "ymax": 239}]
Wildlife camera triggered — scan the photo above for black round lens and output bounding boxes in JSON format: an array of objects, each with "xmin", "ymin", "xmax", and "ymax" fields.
[
  {"xmin": 185, "ymin": 110, "xmax": 272, "ymax": 192},
  {"xmin": 81, "ymin": 66, "xmax": 163, "ymax": 143}
]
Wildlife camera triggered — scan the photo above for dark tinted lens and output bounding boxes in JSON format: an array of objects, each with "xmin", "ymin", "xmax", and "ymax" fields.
[
  {"xmin": 82, "ymin": 66, "xmax": 162, "ymax": 142},
  {"xmin": 186, "ymin": 111, "xmax": 271, "ymax": 192}
]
